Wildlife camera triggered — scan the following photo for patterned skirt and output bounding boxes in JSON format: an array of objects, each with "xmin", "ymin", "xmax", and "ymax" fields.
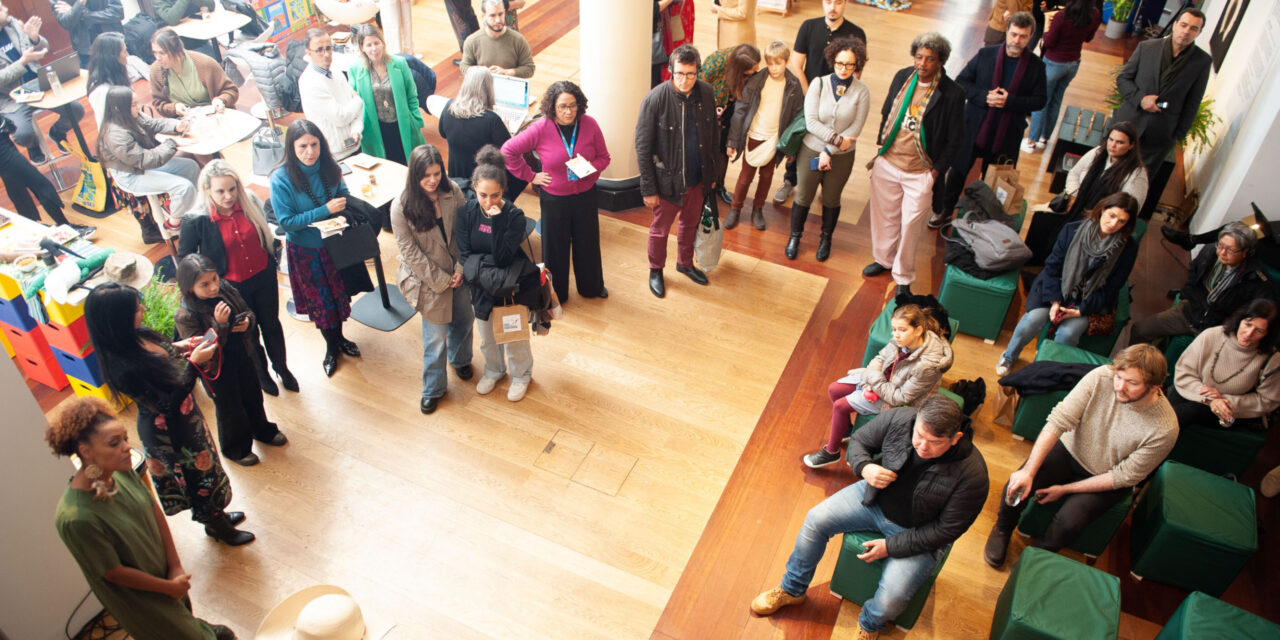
[
  {"xmin": 138, "ymin": 395, "xmax": 233, "ymax": 524},
  {"xmin": 287, "ymin": 242, "xmax": 351, "ymax": 330}
]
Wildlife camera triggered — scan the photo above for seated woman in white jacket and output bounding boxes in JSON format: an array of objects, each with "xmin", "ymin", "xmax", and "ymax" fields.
[{"xmin": 298, "ymin": 28, "xmax": 364, "ymax": 158}]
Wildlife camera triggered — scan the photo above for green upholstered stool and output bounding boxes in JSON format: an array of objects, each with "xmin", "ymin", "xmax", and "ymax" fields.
[
  {"xmin": 829, "ymin": 530, "xmax": 950, "ymax": 630},
  {"xmin": 862, "ymin": 301, "xmax": 961, "ymax": 367},
  {"xmin": 1010, "ymin": 341, "xmax": 1111, "ymax": 441},
  {"xmin": 989, "ymin": 547, "xmax": 1120, "ymax": 640},
  {"xmin": 1016, "ymin": 491, "xmax": 1133, "ymax": 560},
  {"xmin": 1162, "ymin": 333, "xmax": 1194, "ymax": 387},
  {"xmin": 1130, "ymin": 461, "xmax": 1258, "ymax": 596},
  {"xmin": 937, "ymin": 265, "xmax": 1020, "ymax": 342},
  {"xmin": 1166, "ymin": 421, "xmax": 1268, "ymax": 478},
  {"xmin": 1155, "ymin": 591, "xmax": 1280, "ymax": 639}
]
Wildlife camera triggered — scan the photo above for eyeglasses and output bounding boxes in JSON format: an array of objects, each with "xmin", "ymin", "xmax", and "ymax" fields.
[
  {"xmin": 555, "ymin": 103, "xmax": 578, "ymax": 112},
  {"xmin": 671, "ymin": 71, "xmax": 698, "ymax": 80},
  {"xmin": 1216, "ymin": 241, "xmax": 1245, "ymax": 255},
  {"xmin": 832, "ymin": 61, "xmax": 858, "ymax": 71},
  {"xmin": 309, "ymin": 45, "xmax": 333, "ymax": 53}
]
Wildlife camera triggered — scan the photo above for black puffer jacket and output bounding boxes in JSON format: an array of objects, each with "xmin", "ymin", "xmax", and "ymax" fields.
[{"xmin": 847, "ymin": 406, "xmax": 989, "ymax": 558}]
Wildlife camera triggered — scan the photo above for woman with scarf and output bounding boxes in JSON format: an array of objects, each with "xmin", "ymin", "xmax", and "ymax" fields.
[
  {"xmin": 996, "ymin": 192, "xmax": 1140, "ymax": 376},
  {"xmin": 1025, "ymin": 120, "xmax": 1147, "ymax": 265},
  {"xmin": 786, "ymin": 36, "xmax": 870, "ymax": 262}
]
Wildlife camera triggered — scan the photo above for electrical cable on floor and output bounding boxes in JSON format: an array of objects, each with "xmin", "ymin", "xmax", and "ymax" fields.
[{"xmin": 64, "ymin": 591, "xmax": 120, "ymax": 640}]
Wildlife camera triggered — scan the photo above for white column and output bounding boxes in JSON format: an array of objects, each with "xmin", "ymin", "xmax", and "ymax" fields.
[{"xmin": 579, "ymin": 0, "xmax": 650, "ymax": 182}]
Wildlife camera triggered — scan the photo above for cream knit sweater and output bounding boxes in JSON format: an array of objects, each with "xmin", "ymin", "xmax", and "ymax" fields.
[
  {"xmin": 1174, "ymin": 327, "xmax": 1280, "ymax": 420},
  {"xmin": 1045, "ymin": 366, "xmax": 1179, "ymax": 488}
]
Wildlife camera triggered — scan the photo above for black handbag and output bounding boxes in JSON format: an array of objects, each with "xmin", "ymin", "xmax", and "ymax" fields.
[
  {"xmin": 1048, "ymin": 192, "xmax": 1070, "ymax": 213},
  {"xmin": 322, "ymin": 197, "xmax": 380, "ymax": 270}
]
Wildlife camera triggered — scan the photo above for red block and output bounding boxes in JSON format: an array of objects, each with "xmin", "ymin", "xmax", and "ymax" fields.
[
  {"xmin": 3, "ymin": 324, "xmax": 68, "ymax": 390},
  {"xmin": 40, "ymin": 316, "xmax": 92, "ymax": 358}
]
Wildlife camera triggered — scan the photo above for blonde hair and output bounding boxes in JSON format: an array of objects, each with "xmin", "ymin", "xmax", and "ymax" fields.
[
  {"xmin": 355, "ymin": 24, "xmax": 391, "ymax": 68},
  {"xmin": 892, "ymin": 304, "xmax": 941, "ymax": 336},
  {"xmin": 764, "ymin": 40, "xmax": 790, "ymax": 64},
  {"xmin": 197, "ymin": 160, "xmax": 273, "ymax": 254}
]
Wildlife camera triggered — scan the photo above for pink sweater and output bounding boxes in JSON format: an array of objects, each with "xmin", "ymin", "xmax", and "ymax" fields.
[{"xmin": 501, "ymin": 115, "xmax": 611, "ymax": 197}]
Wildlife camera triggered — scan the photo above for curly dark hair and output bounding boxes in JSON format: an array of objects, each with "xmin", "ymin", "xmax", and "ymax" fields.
[
  {"xmin": 45, "ymin": 397, "xmax": 118, "ymax": 457},
  {"xmin": 824, "ymin": 36, "xmax": 868, "ymax": 75},
  {"xmin": 539, "ymin": 81, "xmax": 588, "ymax": 122}
]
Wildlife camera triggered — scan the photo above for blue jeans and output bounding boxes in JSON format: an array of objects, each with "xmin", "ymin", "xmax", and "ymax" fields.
[
  {"xmin": 1027, "ymin": 58, "xmax": 1080, "ymax": 143},
  {"xmin": 1002, "ymin": 306, "xmax": 1091, "ymax": 363},
  {"xmin": 421, "ymin": 285, "xmax": 475, "ymax": 399},
  {"xmin": 781, "ymin": 481, "xmax": 943, "ymax": 632}
]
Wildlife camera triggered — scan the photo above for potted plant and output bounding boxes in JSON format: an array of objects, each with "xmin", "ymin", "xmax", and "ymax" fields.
[
  {"xmin": 1106, "ymin": 0, "xmax": 1136, "ymax": 39},
  {"xmin": 140, "ymin": 273, "xmax": 181, "ymax": 339}
]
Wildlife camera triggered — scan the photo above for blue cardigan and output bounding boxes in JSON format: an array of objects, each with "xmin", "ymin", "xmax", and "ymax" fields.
[
  {"xmin": 1026, "ymin": 220, "xmax": 1138, "ymax": 316},
  {"xmin": 270, "ymin": 162, "xmax": 350, "ymax": 248}
]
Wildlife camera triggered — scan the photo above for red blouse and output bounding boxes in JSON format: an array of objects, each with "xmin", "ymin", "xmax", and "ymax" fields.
[{"xmin": 210, "ymin": 203, "xmax": 269, "ymax": 283}]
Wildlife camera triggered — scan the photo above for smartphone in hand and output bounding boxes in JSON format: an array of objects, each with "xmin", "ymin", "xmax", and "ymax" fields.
[{"xmin": 198, "ymin": 328, "xmax": 217, "ymax": 347}]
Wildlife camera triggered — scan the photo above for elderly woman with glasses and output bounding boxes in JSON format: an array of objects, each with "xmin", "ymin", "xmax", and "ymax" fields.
[{"xmin": 501, "ymin": 81, "xmax": 611, "ymax": 303}]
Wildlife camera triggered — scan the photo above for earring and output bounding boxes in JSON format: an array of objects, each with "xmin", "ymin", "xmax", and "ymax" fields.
[
  {"xmin": 83, "ymin": 463, "xmax": 103, "ymax": 480},
  {"xmin": 83, "ymin": 463, "xmax": 119, "ymax": 502}
]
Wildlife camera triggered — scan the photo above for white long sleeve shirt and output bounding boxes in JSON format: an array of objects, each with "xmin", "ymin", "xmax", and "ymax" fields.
[{"xmin": 299, "ymin": 64, "xmax": 364, "ymax": 156}]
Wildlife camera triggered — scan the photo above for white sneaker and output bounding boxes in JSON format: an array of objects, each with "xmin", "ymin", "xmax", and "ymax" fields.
[
  {"xmin": 476, "ymin": 376, "xmax": 500, "ymax": 395},
  {"xmin": 1034, "ymin": 139, "xmax": 1047, "ymax": 151},
  {"xmin": 996, "ymin": 358, "xmax": 1013, "ymax": 377},
  {"xmin": 507, "ymin": 379, "xmax": 529, "ymax": 402},
  {"xmin": 1020, "ymin": 138, "xmax": 1037, "ymax": 154}
]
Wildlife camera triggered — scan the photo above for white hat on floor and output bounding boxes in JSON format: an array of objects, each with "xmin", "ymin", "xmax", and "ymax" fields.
[{"xmin": 256, "ymin": 585, "xmax": 395, "ymax": 640}]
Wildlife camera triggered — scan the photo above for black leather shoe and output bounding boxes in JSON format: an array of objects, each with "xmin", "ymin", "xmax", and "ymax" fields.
[
  {"xmin": 862, "ymin": 262, "xmax": 889, "ymax": 277},
  {"xmin": 266, "ymin": 432, "xmax": 288, "ymax": 446},
  {"xmin": 204, "ymin": 513, "xmax": 256, "ymax": 546},
  {"xmin": 676, "ymin": 264, "xmax": 709, "ymax": 285},
  {"xmin": 211, "ymin": 624, "xmax": 236, "ymax": 640},
  {"xmin": 277, "ymin": 369, "xmax": 299, "ymax": 392},
  {"xmin": 816, "ymin": 233, "xmax": 833, "ymax": 262},
  {"xmin": 785, "ymin": 233, "xmax": 801, "ymax": 260},
  {"xmin": 420, "ymin": 396, "xmax": 439, "ymax": 414},
  {"xmin": 322, "ymin": 353, "xmax": 338, "ymax": 377},
  {"xmin": 259, "ymin": 374, "xmax": 279, "ymax": 397},
  {"xmin": 649, "ymin": 268, "xmax": 665, "ymax": 298},
  {"xmin": 226, "ymin": 511, "xmax": 246, "ymax": 526},
  {"xmin": 454, "ymin": 363, "xmax": 474, "ymax": 381},
  {"xmin": 596, "ymin": 286, "xmax": 609, "ymax": 299},
  {"xmin": 339, "ymin": 339, "xmax": 361, "ymax": 357},
  {"xmin": 718, "ymin": 186, "xmax": 732, "ymax": 205},
  {"xmin": 896, "ymin": 284, "xmax": 913, "ymax": 297},
  {"xmin": 230, "ymin": 452, "xmax": 259, "ymax": 466}
]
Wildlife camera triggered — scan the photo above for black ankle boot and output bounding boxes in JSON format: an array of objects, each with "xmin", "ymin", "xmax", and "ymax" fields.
[
  {"xmin": 204, "ymin": 512, "xmax": 256, "ymax": 546},
  {"xmin": 785, "ymin": 233, "xmax": 801, "ymax": 260},
  {"xmin": 816, "ymin": 233, "xmax": 833, "ymax": 261}
]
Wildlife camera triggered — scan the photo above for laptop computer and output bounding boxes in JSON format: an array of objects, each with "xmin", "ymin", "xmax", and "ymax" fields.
[
  {"xmin": 491, "ymin": 73, "xmax": 531, "ymax": 134},
  {"xmin": 23, "ymin": 55, "xmax": 81, "ymax": 92}
]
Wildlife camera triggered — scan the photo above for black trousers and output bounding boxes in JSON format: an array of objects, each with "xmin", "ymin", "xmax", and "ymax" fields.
[
  {"xmin": 0, "ymin": 131, "xmax": 68, "ymax": 225},
  {"xmin": 1166, "ymin": 388, "xmax": 1264, "ymax": 431},
  {"xmin": 936, "ymin": 141, "xmax": 1013, "ymax": 215},
  {"xmin": 540, "ymin": 186, "xmax": 604, "ymax": 302},
  {"xmin": 377, "ymin": 120, "xmax": 407, "ymax": 166},
  {"xmin": 209, "ymin": 339, "xmax": 280, "ymax": 459},
  {"xmin": 228, "ymin": 268, "xmax": 289, "ymax": 375},
  {"xmin": 995, "ymin": 441, "xmax": 1131, "ymax": 551}
]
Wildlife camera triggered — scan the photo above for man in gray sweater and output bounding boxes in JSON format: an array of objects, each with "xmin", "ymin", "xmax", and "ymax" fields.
[
  {"xmin": 460, "ymin": 0, "xmax": 534, "ymax": 78},
  {"xmin": 985, "ymin": 344, "xmax": 1179, "ymax": 567}
]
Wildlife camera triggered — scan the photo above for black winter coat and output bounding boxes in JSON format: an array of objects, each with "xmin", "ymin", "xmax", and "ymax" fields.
[
  {"xmin": 456, "ymin": 199, "xmax": 539, "ymax": 321},
  {"xmin": 955, "ymin": 45, "xmax": 1047, "ymax": 160},
  {"xmin": 875, "ymin": 66, "xmax": 966, "ymax": 176},
  {"xmin": 1026, "ymin": 220, "xmax": 1138, "ymax": 316},
  {"xmin": 1179, "ymin": 249, "xmax": 1277, "ymax": 331},
  {"xmin": 847, "ymin": 407, "xmax": 989, "ymax": 558},
  {"xmin": 635, "ymin": 80, "xmax": 724, "ymax": 203}
]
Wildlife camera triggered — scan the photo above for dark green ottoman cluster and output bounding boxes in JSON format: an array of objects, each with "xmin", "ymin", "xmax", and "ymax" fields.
[
  {"xmin": 1155, "ymin": 591, "xmax": 1280, "ymax": 639},
  {"xmin": 989, "ymin": 547, "xmax": 1121, "ymax": 639}
]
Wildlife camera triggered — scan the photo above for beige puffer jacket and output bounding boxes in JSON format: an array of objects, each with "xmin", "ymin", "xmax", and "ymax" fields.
[{"xmin": 863, "ymin": 330, "xmax": 955, "ymax": 408}]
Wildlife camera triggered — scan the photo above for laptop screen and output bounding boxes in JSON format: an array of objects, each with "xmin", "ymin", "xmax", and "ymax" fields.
[{"xmin": 492, "ymin": 74, "xmax": 529, "ymax": 109}]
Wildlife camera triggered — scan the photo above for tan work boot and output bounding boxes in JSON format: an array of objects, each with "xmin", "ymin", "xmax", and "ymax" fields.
[
  {"xmin": 750, "ymin": 586, "xmax": 805, "ymax": 615},
  {"xmin": 854, "ymin": 624, "xmax": 880, "ymax": 640}
]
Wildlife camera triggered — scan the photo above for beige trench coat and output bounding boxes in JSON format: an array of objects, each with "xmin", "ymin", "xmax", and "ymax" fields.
[
  {"xmin": 716, "ymin": 0, "xmax": 757, "ymax": 49},
  {"xmin": 391, "ymin": 180, "xmax": 467, "ymax": 324}
]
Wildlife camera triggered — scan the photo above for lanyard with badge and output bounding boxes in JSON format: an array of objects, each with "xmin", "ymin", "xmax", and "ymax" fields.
[{"xmin": 558, "ymin": 121, "xmax": 597, "ymax": 181}]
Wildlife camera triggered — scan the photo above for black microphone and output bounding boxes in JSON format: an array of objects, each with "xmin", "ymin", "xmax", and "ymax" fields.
[{"xmin": 39, "ymin": 237, "xmax": 87, "ymax": 261}]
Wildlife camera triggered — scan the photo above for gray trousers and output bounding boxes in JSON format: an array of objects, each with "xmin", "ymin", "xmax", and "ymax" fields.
[{"xmin": 1129, "ymin": 300, "xmax": 1196, "ymax": 346}]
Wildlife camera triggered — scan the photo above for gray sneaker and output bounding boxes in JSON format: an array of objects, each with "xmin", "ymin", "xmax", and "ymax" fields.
[
  {"xmin": 772, "ymin": 180, "xmax": 794, "ymax": 204},
  {"xmin": 803, "ymin": 446, "xmax": 841, "ymax": 468}
]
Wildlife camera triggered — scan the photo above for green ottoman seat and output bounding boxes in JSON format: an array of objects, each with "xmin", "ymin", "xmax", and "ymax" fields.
[
  {"xmin": 1155, "ymin": 591, "xmax": 1280, "ymax": 639},
  {"xmin": 1162, "ymin": 333, "xmax": 1194, "ymax": 386},
  {"xmin": 862, "ymin": 300, "xmax": 960, "ymax": 367},
  {"xmin": 1130, "ymin": 461, "xmax": 1258, "ymax": 596},
  {"xmin": 1010, "ymin": 341, "xmax": 1111, "ymax": 441},
  {"xmin": 1017, "ymin": 490, "xmax": 1133, "ymax": 560},
  {"xmin": 1166, "ymin": 421, "xmax": 1268, "ymax": 478},
  {"xmin": 938, "ymin": 265, "xmax": 1019, "ymax": 342},
  {"xmin": 830, "ymin": 530, "xmax": 950, "ymax": 630},
  {"xmin": 989, "ymin": 547, "xmax": 1120, "ymax": 640}
]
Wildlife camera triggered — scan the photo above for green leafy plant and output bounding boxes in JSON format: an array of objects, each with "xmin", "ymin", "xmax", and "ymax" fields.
[
  {"xmin": 1110, "ymin": 0, "xmax": 1137, "ymax": 22},
  {"xmin": 1104, "ymin": 66, "xmax": 1221, "ymax": 153},
  {"xmin": 140, "ymin": 274, "xmax": 180, "ymax": 338}
]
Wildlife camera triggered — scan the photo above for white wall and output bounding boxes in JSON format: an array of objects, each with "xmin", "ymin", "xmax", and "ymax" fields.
[
  {"xmin": 0, "ymin": 358, "xmax": 100, "ymax": 639},
  {"xmin": 1182, "ymin": 0, "xmax": 1280, "ymax": 233}
]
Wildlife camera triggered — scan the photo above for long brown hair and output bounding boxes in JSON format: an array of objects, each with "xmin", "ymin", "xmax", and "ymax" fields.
[
  {"xmin": 1101, "ymin": 121, "xmax": 1144, "ymax": 196},
  {"xmin": 97, "ymin": 86, "xmax": 158, "ymax": 161},
  {"xmin": 400, "ymin": 144, "xmax": 447, "ymax": 233},
  {"xmin": 892, "ymin": 304, "xmax": 941, "ymax": 337},
  {"xmin": 725, "ymin": 44, "xmax": 762, "ymax": 102}
]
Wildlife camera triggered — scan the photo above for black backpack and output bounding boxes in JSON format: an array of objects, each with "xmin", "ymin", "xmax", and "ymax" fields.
[{"xmin": 123, "ymin": 13, "xmax": 158, "ymax": 64}]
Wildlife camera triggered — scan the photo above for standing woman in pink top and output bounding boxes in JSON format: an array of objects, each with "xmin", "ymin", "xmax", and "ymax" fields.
[{"xmin": 502, "ymin": 81, "xmax": 612, "ymax": 303}]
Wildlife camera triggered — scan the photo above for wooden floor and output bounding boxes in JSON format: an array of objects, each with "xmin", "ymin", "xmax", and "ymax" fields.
[{"xmin": 12, "ymin": 1, "xmax": 1272, "ymax": 639}]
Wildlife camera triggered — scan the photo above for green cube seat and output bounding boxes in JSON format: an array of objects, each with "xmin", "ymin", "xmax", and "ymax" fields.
[
  {"xmin": 1166, "ymin": 422, "xmax": 1268, "ymax": 478},
  {"xmin": 937, "ymin": 265, "xmax": 1020, "ymax": 341},
  {"xmin": 862, "ymin": 300, "xmax": 960, "ymax": 367},
  {"xmin": 1162, "ymin": 334, "xmax": 1194, "ymax": 387},
  {"xmin": 1010, "ymin": 341, "xmax": 1111, "ymax": 441},
  {"xmin": 829, "ymin": 530, "xmax": 950, "ymax": 630},
  {"xmin": 989, "ymin": 547, "xmax": 1120, "ymax": 640},
  {"xmin": 1016, "ymin": 491, "xmax": 1132, "ymax": 559},
  {"xmin": 1155, "ymin": 591, "xmax": 1280, "ymax": 639},
  {"xmin": 1130, "ymin": 461, "xmax": 1258, "ymax": 596}
]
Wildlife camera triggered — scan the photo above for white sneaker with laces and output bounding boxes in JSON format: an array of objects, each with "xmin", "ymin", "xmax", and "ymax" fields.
[
  {"xmin": 1020, "ymin": 138, "xmax": 1037, "ymax": 154},
  {"xmin": 507, "ymin": 379, "xmax": 529, "ymax": 402},
  {"xmin": 996, "ymin": 358, "xmax": 1013, "ymax": 377},
  {"xmin": 477, "ymin": 376, "xmax": 500, "ymax": 395}
]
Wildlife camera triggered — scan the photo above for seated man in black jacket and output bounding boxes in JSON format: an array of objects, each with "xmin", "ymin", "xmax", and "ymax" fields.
[
  {"xmin": 1130, "ymin": 221, "xmax": 1276, "ymax": 345},
  {"xmin": 750, "ymin": 395, "xmax": 988, "ymax": 640}
]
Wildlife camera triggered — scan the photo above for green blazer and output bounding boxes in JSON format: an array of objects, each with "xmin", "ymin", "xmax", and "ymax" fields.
[{"xmin": 348, "ymin": 56, "xmax": 425, "ymax": 159}]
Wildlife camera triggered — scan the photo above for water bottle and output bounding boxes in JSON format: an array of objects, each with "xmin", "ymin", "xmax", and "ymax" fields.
[{"xmin": 49, "ymin": 69, "xmax": 64, "ymax": 97}]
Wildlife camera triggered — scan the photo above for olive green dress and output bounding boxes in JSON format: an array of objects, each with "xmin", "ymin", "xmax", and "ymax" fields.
[{"xmin": 54, "ymin": 469, "xmax": 219, "ymax": 640}]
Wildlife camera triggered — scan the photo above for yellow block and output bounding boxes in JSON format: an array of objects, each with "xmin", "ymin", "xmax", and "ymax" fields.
[
  {"xmin": 0, "ymin": 271, "xmax": 21, "ymax": 300},
  {"xmin": 66, "ymin": 374, "xmax": 131, "ymax": 412},
  {"xmin": 0, "ymin": 324, "xmax": 11, "ymax": 357},
  {"xmin": 40, "ymin": 289, "xmax": 86, "ymax": 326}
]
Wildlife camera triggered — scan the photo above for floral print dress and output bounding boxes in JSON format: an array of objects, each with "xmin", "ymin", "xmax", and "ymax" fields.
[{"xmin": 118, "ymin": 340, "xmax": 232, "ymax": 524}]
